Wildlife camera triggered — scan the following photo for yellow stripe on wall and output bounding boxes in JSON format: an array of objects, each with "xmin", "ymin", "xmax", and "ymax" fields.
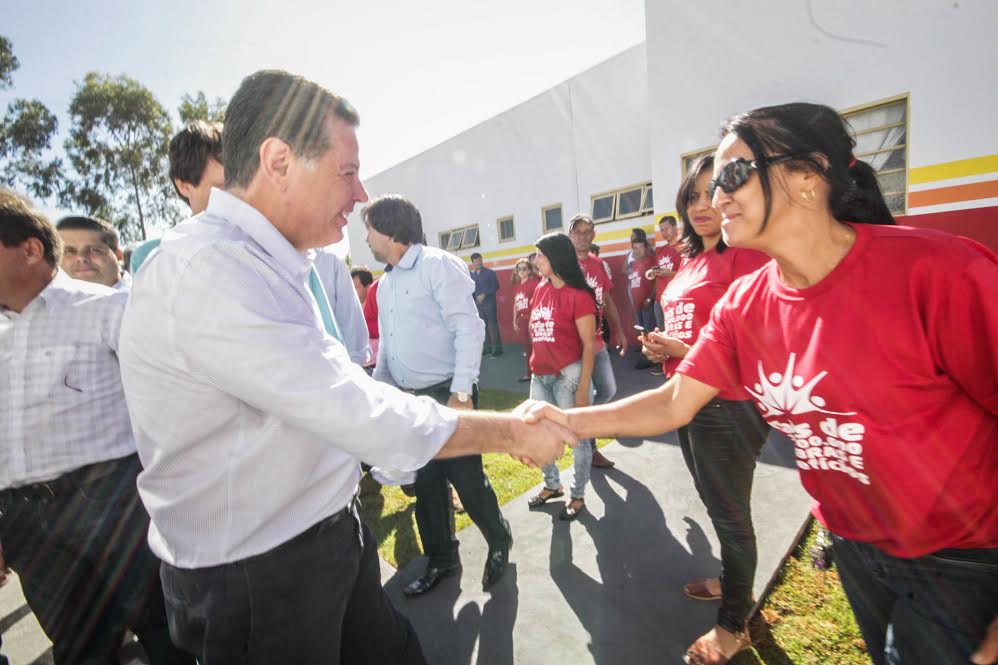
[{"xmin": 909, "ymin": 155, "xmax": 998, "ymax": 185}]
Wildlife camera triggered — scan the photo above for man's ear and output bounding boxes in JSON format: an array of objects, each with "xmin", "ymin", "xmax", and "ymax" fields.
[
  {"xmin": 22, "ymin": 237, "xmax": 47, "ymax": 265},
  {"xmin": 257, "ymin": 137, "xmax": 294, "ymax": 192},
  {"xmin": 174, "ymin": 178, "xmax": 195, "ymax": 202}
]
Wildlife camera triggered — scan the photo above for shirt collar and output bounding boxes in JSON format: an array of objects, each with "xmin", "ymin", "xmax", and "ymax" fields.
[
  {"xmin": 205, "ymin": 188, "xmax": 314, "ymax": 279},
  {"xmin": 395, "ymin": 244, "xmax": 422, "ymax": 270}
]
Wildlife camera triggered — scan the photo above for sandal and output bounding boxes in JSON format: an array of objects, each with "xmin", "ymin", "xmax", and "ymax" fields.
[
  {"xmin": 684, "ymin": 626, "xmax": 751, "ymax": 665},
  {"xmin": 560, "ymin": 498, "xmax": 586, "ymax": 521},
  {"xmin": 683, "ymin": 577, "xmax": 722, "ymax": 601},
  {"xmin": 527, "ymin": 488, "xmax": 564, "ymax": 509}
]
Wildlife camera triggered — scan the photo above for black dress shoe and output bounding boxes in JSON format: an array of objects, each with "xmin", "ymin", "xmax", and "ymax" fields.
[
  {"xmin": 482, "ymin": 519, "xmax": 513, "ymax": 591},
  {"xmin": 403, "ymin": 563, "xmax": 462, "ymax": 597}
]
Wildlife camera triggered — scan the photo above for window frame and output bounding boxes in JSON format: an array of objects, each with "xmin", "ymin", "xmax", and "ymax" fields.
[
  {"xmin": 497, "ymin": 215, "xmax": 515, "ymax": 243},
  {"xmin": 840, "ymin": 92, "xmax": 910, "ymax": 216},
  {"xmin": 614, "ymin": 182, "xmax": 649, "ymax": 221},
  {"xmin": 590, "ymin": 191, "xmax": 616, "ymax": 224},
  {"xmin": 541, "ymin": 203, "xmax": 563, "ymax": 232}
]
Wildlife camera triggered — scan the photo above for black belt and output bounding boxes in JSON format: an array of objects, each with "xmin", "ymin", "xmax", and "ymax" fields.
[
  {"xmin": 401, "ymin": 378, "xmax": 454, "ymax": 397},
  {"xmin": 0, "ymin": 458, "xmax": 121, "ymax": 503}
]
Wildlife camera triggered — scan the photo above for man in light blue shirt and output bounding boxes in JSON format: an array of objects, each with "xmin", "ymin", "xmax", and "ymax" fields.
[
  {"xmin": 313, "ymin": 248, "xmax": 370, "ymax": 365},
  {"xmin": 369, "ymin": 194, "xmax": 512, "ymax": 597}
]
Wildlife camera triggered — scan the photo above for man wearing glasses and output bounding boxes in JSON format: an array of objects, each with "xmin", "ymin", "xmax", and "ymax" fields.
[{"xmin": 56, "ymin": 216, "xmax": 130, "ymax": 290}]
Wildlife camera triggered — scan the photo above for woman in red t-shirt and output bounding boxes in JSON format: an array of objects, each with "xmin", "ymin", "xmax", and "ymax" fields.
[
  {"xmin": 511, "ymin": 258, "xmax": 540, "ymax": 382},
  {"xmin": 530, "ymin": 103, "xmax": 998, "ymax": 665},
  {"xmin": 524, "ymin": 233, "xmax": 597, "ymax": 521},
  {"xmin": 638, "ymin": 155, "xmax": 771, "ymax": 659},
  {"xmin": 628, "ymin": 234, "xmax": 657, "ymax": 360}
]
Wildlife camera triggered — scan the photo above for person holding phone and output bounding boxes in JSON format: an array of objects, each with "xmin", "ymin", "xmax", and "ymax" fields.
[{"xmin": 638, "ymin": 154, "xmax": 769, "ymax": 662}]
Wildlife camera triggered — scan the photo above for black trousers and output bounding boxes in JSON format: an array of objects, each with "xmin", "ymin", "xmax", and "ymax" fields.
[
  {"xmin": 160, "ymin": 505, "xmax": 426, "ymax": 665},
  {"xmin": 412, "ymin": 383, "xmax": 510, "ymax": 567},
  {"xmin": 0, "ymin": 454, "xmax": 192, "ymax": 665},
  {"xmin": 677, "ymin": 398, "xmax": 770, "ymax": 633}
]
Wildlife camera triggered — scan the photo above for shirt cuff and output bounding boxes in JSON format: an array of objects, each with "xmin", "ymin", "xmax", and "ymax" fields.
[{"xmin": 450, "ymin": 376, "xmax": 474, "ymax": 395}]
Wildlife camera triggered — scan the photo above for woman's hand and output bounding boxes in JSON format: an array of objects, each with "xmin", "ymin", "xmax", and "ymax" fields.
[
  {"xmin": 575, "ymin": 387, "xmax": 589, "ymax": 409},
  {"xmin": 640, "ymin": 330, "xmax": 691, "ymax": 362},
  {"xmin": 512, "ymin": 317, "xmax": 520, "ymax": 334}
]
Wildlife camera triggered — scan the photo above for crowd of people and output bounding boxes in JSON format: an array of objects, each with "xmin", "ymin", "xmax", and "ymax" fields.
[{"xmin": 0, "ymin": 67, "xmax": 995, "ymax": 665}]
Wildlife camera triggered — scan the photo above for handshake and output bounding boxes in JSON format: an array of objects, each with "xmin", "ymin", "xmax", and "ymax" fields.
[{"xmin": 506, "ymin": 399, "xmax": 580, "ymax": 468}]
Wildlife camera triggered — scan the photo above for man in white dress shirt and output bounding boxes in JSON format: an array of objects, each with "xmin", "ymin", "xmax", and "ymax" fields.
[
  {"xmin": 0, "ymin": 190, "xmax": 192, "ymax": 665},
  {"xmin": 119, "ymin": 69, "xmax": 572, "ymax": 664}
]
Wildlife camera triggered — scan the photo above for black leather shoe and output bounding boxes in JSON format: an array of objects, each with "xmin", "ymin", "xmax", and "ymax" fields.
[
  {"xmin": 482, "ymin": 520, "xmax": 513, "ymax": 591},
  {"xmin": 403, "ymin": 563, "xmax": 461, "ymax": 597}
]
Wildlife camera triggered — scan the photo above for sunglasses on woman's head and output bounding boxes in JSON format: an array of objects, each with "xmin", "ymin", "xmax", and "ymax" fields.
[{"xmin": 708, "ymin": 154, "xmax": 799, "ymax": 199}]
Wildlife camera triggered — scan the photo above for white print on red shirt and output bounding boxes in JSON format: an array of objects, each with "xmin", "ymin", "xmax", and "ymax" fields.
[
  {"xmin": 628, "ymin": 269, "xmax": 642, "ymax": 290},
  {"xmin": 746, "ymin": 353, "xmax": 870, "ymax": 486},
  {"xmin": 529, "ymin": 303, "xmax": 556, "ymax": 343},
  {"xmin": 584, "ymin": 273, "xmax": 605, "ymax": 307},
  {"xmin": 660, "ymin": 299, "xmax": 695, "ymax": 341},
  {"xmin": 514, "ymin": 292, "xmax": 530, "ymax": 314},
  {"xmin": 657, "ymin": 254, "xmax": 676, "ymax": 270}
]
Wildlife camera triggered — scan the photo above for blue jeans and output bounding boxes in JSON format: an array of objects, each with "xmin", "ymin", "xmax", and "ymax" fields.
[
  {"xmin": 530, "ymin": 361, "xmax": 593, "ymax": 499},
  {"xmin": 587, "ymin": 347, "xmax": 617, "ymax": 452},
  {"xmin": 831, "ymin": 535, "xmax": 998, "ymax": 665}
]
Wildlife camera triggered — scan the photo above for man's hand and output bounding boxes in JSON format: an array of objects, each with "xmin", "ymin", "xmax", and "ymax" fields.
[
  {"xmin": 447, "ymin": 394, "xmax": 473, "ymax": 410},
  {"xmin": 0, "ymin": 542, "xmax": 9, "ymax": 588},
  {"xmin": 475, "ymin": 294, "xmax": 486, "ymax": 306},
  {"xmin": 972, "ymin": 614, "xmax": 998, "ymax": 664}
]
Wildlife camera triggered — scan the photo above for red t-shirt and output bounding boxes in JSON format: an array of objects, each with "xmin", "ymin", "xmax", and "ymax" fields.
[
  {"xmin": 659, "ymin": 246, "xmax": 769, "ymax": 394},
  {"xmin": 654, "ymin": 245, "xmax": 683, "ymax": 300},
  {"xmin": 528, "ymin": 280, "xmax": 598, "ymax": 375},
  {"xmin": 629, "ymin": 255, "xmax": 657, "ymax": 308},
  {"xmin": 677, "ymin": 223, "xmax": 998, "ymax": 557},
  {"xmin": 513, "ymin": 276, "xmax": 540, "ymax": 323},
  {"xmin": 363, "ymin": 278, "xmax": 380, "ymax": 339},
  {"xmin": 579, "ymin": 254, "xmax": 613, "ymax": 352}
]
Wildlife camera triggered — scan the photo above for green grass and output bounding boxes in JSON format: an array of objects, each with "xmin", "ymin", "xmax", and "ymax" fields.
[
  {"xmin": 360, "ymin": 388, "xmax": 865, "ymax": 664},
  {"xmin": 734, "ymin": 521, "xmax": 868, "ymax": 665},
  {"xmin": 359, "ymin": 387, "xmax": 608, "ymax": 568}
]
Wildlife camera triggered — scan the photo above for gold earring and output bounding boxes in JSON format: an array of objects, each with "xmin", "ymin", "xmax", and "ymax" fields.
[{"xmin": 801, "ymin": 189, "xmax": 815, "ymax": 203}]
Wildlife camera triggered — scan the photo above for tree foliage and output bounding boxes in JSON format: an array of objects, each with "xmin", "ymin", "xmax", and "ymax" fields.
[
  {"xmin": 0, "ymin": 35, "xmax": 62, "ymax": 199},
  {"xmin": 0, "ymin": 35, "xmax": 18, "ymax": 90},
  {"xmin": 178, "ymin": 90, "xmax": 226, "ymax": 124},
  {"xmin": 61, "ymin": 72, "xmax": 179, "ymax": 241}
]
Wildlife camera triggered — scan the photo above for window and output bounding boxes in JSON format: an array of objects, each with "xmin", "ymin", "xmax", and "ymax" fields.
[
  {"xmin": 615, "ymin": 186, "xmax": 644, "ymax": 219},
  {"xmin": 439, "ymin": 224, "xmax": 480, "ymax": 251},
  {"xmin": 842, "ymin": 95, "xmax": 908, "ymax": 215},
  {"xmin": 497, "ymin": 216, "xmax": 515, "ymax": 242},
  {"xmin": 542, "ymin": 204, "xmax": 563, "ymax": 232},
  {"xmin": 641, "ymin": 185, "xmax": 653, "ymax": 212},
  {"xmin": 591, "ymin": 193, "xmax": 614, "ymax": 223}
]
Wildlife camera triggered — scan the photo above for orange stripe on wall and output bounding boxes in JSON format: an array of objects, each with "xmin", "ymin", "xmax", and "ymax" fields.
[{"xmin": 909, "ymin": 180, "xmax": 998, "ymax": 208}]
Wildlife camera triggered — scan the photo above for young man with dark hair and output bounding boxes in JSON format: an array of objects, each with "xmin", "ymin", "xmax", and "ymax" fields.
[
  {"xmin": 648, "ymin": 215, "xmax": 681, "ymax": 333},
  {"xmin": 56, "ymin": 215, "xmax": 129, "ymax": 289},
  {"xmin": 469, "ymin": 251, "xmax": 502, "ymax": 357},
  {"xmin": 0, "ymin": 190, "xmax": 192, "ymax": 665},
  {"xmin": 130, "ymin": 121, "xmax": 225, "ymax": 274},
  {"xmin": 119, "ymin": 71, "xmax": 568, "ymax": 663},
  {"xmin": 365, "ymin": 194, "xmax": 512, "ymax": 597},
  {"xmin": 350, "ymin": 265, "xmax": 374, "ymax": 305}
]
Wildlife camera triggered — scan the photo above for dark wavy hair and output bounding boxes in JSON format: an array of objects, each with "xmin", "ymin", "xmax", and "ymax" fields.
[
  {"xmin": 675, "ymin": 154, "xmax": 725, "ymax": 259},
  {"xmin": 721, "ymin": 102, "xmax": 895, "ymax": 231},
  {"xmin": 535, "ymin": 232, "xmax": 597, "ymax": 304}
]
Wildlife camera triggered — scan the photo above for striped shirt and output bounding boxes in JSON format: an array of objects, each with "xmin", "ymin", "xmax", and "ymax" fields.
[{"xmin": 0, "ymin": 270, "xmax": 134, "ymax": 489}]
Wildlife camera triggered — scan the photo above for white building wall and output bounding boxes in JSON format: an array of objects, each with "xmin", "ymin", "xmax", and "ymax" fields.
[
  {"xmin": 645, "ymin": 0, "xmax": 998, "ymax": 218},
  {"xmin": 347, "ymin": 43, "xmax": 652, "ymax": 268}
]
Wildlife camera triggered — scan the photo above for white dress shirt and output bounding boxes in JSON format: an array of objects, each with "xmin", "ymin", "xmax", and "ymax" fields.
[
  {"xmin": 373, "ymin": 244, "xmax": 485, "ymax": 394},
  {"xmin": 0, "ymin": 270, "xmax": 134, "ymax": 489},
  {"xmin": 119, "ymin": 189, "xmax": 457, "ymax": 568},
  {"xmin": 312, "ymin": 248, "xmax": 371, "ymax": 365}
]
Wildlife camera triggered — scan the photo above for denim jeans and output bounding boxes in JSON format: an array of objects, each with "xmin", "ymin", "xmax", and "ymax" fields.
[
  {"xmin": 587, "ymin": 346, "xmax": 617, "ymax": 452},
  {"xmin": 477, "ymin": 298, "xmax": 502, "ymax": 353},
  {"xmin": 678, "ymin": 398, "xmax": 770, "ymax": 633},
  {"xmin": 634, "ymin": 302, "xmax": 656, "ymax": 332},
  {"xmin": 530, "ymin": 361, "xmax": 593, "ymax": 498},
  {"xmin": 831, "ymin": 535, "xmax": 998, "ymax": 665},
  {"xmin": 653, "ymin": 301, "xmax": 665, "ymax": 331}
]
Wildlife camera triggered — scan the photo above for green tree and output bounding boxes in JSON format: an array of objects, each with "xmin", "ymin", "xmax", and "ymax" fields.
[
  {"xmin": 178, "ymin": 90, "xmax": 226, "ymax": 124},
  {"xmin": 0, "ymin": 35, "xmax": 63, "ymax": 199},
  {"xmin": 61, "ymin": 72, "xmax": 178, "ymax": 241},
  {"xmin": 0, "ymin": 35, "xmax": 18, "ymax": 89}
]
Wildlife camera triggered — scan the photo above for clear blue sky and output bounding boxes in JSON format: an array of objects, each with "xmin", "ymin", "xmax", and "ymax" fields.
[{"xmin": 4, "ymin": 0, "xmax": 645, "ymax": 252}]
